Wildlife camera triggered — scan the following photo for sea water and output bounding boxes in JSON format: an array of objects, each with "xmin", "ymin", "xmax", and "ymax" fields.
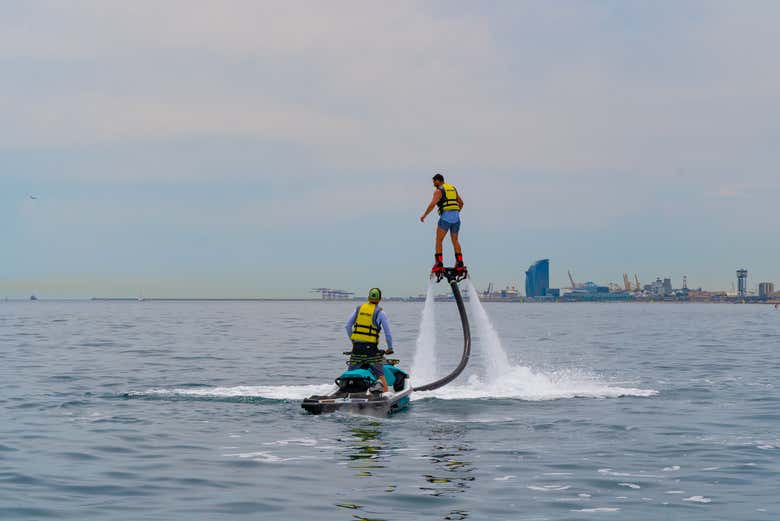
[{"xmin": 1, "ymin": 299, "xmax": 779, "ymax": 520}]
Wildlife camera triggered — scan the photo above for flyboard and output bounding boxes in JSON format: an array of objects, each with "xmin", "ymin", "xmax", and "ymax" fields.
[{"xmin": 301, "ymin": 267, "xmax": 471, "ymax": 416}]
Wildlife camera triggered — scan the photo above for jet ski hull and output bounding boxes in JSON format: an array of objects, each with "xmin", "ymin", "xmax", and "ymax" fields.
[{"xmin": 301, "ymin": 381, "xmax": 412, "ymax": 416}]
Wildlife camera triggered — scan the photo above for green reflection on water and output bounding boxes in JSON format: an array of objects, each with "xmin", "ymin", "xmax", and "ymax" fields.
[{"xmin": 334, "ymin": 420, "xmax": 475, "ymax": 520}]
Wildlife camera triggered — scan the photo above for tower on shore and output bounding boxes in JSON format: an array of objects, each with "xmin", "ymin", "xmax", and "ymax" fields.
[{"xmin": 737, "ymin": 269, "xmax": 748, "ymax": 298}]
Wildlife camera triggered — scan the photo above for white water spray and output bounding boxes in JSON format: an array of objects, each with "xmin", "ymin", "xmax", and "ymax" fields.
[
  {"xmin": 411, "ymin": 279, "xmax": 657, "ymax": 401},
  {"xmin": 465, "ymin": 279, "xmax": 510, "ymax": 376},
  {"xmin": 411, "ymin": 281, "xmax": 437, "ymax": 384}
]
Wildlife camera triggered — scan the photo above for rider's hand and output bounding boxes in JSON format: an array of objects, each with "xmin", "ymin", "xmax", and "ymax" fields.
[{"xmin": 420, "ymin": 215, "xmax": 425, "ymax": 223}]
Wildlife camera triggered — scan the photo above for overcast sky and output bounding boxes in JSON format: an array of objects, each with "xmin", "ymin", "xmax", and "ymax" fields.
[{"xmin": 2, "ymin": 1, "xmax": 779, "ymax": 298}]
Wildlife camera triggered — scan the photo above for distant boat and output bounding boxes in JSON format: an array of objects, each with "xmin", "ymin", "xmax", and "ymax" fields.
[{"xmin": 30, "ymin": 295, "xmax": 37, "ymax": 301}]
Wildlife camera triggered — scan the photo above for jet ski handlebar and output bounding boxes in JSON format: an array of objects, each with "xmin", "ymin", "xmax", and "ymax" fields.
[
  {"xmin": 341, "ymin": 349, "xmax": 393, "ymax": 356},
  {"xmin": 341, "ymin": 349, "xmax": 399, "ymax": 366}
]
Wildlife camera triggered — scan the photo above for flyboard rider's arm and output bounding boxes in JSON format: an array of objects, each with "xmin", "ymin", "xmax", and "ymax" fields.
[
  {"xmin": 456, "ymin": 194, "xmax": 464, "ymax": 210},
  {"xmin": 420, "ymin": 190, "xmax": 442, "ymax": 222}
]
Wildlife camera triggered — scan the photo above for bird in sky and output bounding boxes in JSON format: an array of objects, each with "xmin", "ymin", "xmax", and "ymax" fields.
[{"xmin": 28, "ymin": 195, "xmax": 38, "ymax": 200}]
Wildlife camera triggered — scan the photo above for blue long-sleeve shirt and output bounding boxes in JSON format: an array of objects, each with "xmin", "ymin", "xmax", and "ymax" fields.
[{"xmin": 345, "ymin": 307, "xmax": 393, "ymax": 349}]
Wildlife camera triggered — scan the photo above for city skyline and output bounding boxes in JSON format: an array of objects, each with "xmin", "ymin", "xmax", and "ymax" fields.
[
  {"xmin": 3, "ymin": 2, "xmax": 780, "ymax": 298},
  {"xmin": 3, "ymin": 263, "xmax": 774, "ymax": 300}
]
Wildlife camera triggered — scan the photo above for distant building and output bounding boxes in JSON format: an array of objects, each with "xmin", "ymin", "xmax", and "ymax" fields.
[
  {"xmin": 562, "ymin": 291, "xmax": 632, "ymax": 302},
  {"xmin": 525, "ymin": 259, "xmax": 550, "ymax": 297},
  {"xmin": 647, "ymin": 277, "xmax": 665, "ymax": 296},
  {"xmin": 663, "ymin": 278, "xmax": 673, "ymax": 295},
  {"xmin": 737, "ymin": 269, "xmax": 748, "ymax": 298},
  {"xmin": 688, "ymin": 290, "xmax": 728, "ymax": 301},
  {"xmin": 759, "ymin": 282, "xmax": 775, "ymax": 298},
  {"xmin": 311, "ymin": 288, "xmax": 354, "ymax": 300}
]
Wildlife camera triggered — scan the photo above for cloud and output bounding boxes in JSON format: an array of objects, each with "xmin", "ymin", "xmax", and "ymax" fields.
[
  {"xmin": 3, "ymin": 92, "xmax": 363, "ymax": 148},
  {"xmin": 2, "ymin": 1, "xmax": 775, "ymax": 179},
  {"xmin": 3, "ymin": 2, "xmax": 780, "ymax": 294}
]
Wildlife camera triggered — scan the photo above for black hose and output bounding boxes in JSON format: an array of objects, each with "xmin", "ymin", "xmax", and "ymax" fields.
[{"xmin": 413, "ymin": 280, "xmax": 471, "ymax": 392}]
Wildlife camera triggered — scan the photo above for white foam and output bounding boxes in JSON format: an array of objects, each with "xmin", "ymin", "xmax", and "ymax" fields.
[
  {"xmin": 263, "ymin": 438, "xmax": 318, "ymax": 447},
  {"xmin": 528, "ymin": 484, "xmax": 571, "ymax": 492},
  {"xmin": 598, "ymin": 469, "xmax": 662, "ymax": 478},
  {"xmin": 135, "ymin": 384, "xmax": 336, "ymax": 401},
  {"xmin": 411, "ymin": 281, "xmax": 437, "ymax": 384},
  {"xmin": 618, "ymin": 483, "xmax": 641, "ymax": 489},
  {"xmin": 572, "ymin": 507, "xmax": 620, "ymax": 513},
  {"xmin": 414, "ymin": 366, "xmax": 656, "ymax": 401},
  {"xmin": 222, "ymin": 451, "xmax": 317, "ymax": 463},
  {"xmin": 683, "ymin": 496, "xmax": 712, "ymax": 503},
  {"xmin": 139, "ymin": 372, "xmax": 654, "ymax": 404},
  {"xmin": 494, "ymin": 475, "xmax": 515, "ymax": 481},
  {"xmin": 663, "ymin": 465, "xmax": 681, "ymax": 472},
  {"xmin": 223, "ymin": 451, "xmax": 284, "ymax": 462},
  {"xmin": 412, "ymin": 280, "xmax": 657, "ymax": 402}
]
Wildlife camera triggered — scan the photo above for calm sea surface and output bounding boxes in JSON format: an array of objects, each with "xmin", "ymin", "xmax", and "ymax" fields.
[{"xmin": 1, "ymin": 300, "xmax": 778, "ymax": 520}]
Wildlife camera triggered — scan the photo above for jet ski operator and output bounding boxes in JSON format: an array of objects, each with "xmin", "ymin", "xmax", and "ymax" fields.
[{"xmin": 345, "ymin": 288, "xmax": 393, "ymax": 392}]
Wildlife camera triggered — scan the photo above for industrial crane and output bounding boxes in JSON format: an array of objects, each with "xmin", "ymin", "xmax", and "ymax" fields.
[
  {"xmin": 623, "ymin": 273, "xmax": 632, "ymax": 292},
  {"xmin": 567, "ymin": 270, "xmax": 583, "ymax": 289}
]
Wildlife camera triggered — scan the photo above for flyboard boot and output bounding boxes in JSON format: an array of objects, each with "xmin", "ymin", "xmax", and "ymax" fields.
[
  {"xmin": 432, "ymin": 252, "xmax": 468, "ymax": 283},
  {"xmin": 431, "ymin": 253, "xmax": 444, "ymax": 276},
  {"xmin": 455, "ymin": 252, "xmax": 466, "ymax": 273}
]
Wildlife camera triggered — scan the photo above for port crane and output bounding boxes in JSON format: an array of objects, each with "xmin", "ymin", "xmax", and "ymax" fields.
[
  {"xmin": 623, "ymin": 273, "xmax": 632, "ymax": 292},
  {"xmin": 567, "ymin": 270, "xmax": 583, "ymax": 289},
  {"xmin": 634, "ymin": 274, "xmax": 641, "ymax": 292},
  {"xmin": 311, "ymin": 288, "xmax": 355, "ymax": 300}
]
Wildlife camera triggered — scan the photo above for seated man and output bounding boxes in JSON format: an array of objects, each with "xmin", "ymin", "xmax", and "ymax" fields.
[{"xmin": 345, "ymin": 288, "xmax": 393, "ymax": 392}]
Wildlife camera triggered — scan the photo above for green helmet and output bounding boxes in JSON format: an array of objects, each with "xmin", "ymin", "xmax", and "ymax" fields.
[{"xmin": 368, "ymin": 288, "xmax": 382, "ymax": 301}]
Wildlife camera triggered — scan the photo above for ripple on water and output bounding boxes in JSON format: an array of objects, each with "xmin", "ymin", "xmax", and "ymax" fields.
[
  {"xmin": 209, "ymin": 501, "xmax": 285, "ymax": 514},
  {"xmin": 0, "ymin": 507, "xmax": 60, "ymax": 519},
  {"xmin": 3, "ymin": 301, "xmax": 779, "ymax": 519},
  {"xmin": 57, "ymin": 451, "xmax": 100, "ymax": 461},
  {"xmin": 78, "ymin": 341, "xmax": 115, "ymax": 347}
]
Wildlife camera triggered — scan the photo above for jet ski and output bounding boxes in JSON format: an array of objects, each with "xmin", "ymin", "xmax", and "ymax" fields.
[
  {"xmin": 301, "ymin": 350, "xmax": 412, "ymax": 416},
  {"xmin": 302, "ymin": 267, "xmax": 472, "ymax": 416}
]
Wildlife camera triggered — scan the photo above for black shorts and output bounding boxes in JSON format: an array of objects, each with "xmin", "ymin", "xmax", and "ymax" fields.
[{"xmin": 349, "ymin": 342, "xmax": 384, "ymax": 379}]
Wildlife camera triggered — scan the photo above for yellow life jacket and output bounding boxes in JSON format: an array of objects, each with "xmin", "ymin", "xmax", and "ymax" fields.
[
  {"xmin": 350, "ymin": 302, "xmax": 382, "ymax": 345},
  {"xmin": 437, "ymin": 183, "xmax": 460, "ymax": 215}
]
